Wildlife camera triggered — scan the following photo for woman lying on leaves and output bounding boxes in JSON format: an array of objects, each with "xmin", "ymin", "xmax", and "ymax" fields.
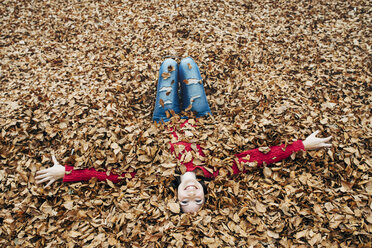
[{"xmin": 36, "ymin": 57, "xmax": 332, "ymax": 213}]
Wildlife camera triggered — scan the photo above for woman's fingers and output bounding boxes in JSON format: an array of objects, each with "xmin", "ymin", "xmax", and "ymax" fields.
[
  {"xmin": 45, "ymin": 179, "xmax": 56, "ymax": 188},
  {"xmin": 311, "ymin": 130, "xmax": 320, "ymax": 137},
  {"xmin": 319, "ymin": 136, "xmax": 332, "ymax": 148},
  {"xmin": 52, "ymin": 155, "xmax": 59, "ymax": 165},
  {"xmin": 36, "ymin": 168, "xmax": 50, "ymax": 175},
  {"xmin": 35, "ymin": 174, "xmax": 48, "ymax": 180},
  {"xmin": 36, "ymin": 176, "xmax": 52, "ymax": 184},
  {"xmin": 322, "ymin": 136, "xmax": 332, "ymax": 143}
]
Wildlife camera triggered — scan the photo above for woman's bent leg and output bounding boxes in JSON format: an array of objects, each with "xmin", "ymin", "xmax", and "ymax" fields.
[
  {"xmin": 179, "ymin": 57, "xmax": 212, "ymax": 118},
  {"xmin": 152, "ymin": 59, "xmax": 180, "ymax": 122}
]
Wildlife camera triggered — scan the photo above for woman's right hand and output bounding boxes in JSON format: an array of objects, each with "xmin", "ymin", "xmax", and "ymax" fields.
[
  {"xmin": 303, "ymin": 130, "xmax": 332, "ymax": 151},
  {"xmin": 35, "ymin": 156, "xmax": 65, "ymax": 187}
]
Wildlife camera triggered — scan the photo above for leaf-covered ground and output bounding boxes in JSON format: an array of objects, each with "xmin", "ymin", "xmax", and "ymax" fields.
[{"xmin": 0, "ymin": 0, "xmax": 371, "ymax": 247}]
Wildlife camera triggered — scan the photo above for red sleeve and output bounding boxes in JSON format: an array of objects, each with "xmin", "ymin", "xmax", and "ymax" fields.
[
  {"xmin": 232, "ymin": 140, "xmax": 305, "ymax": 174},
  {"xmin": 63, "ymin": 165, "xmax": 136, "ymax": 183}
]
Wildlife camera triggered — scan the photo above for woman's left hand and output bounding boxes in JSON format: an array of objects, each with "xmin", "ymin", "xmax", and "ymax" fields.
[
  {"xmin": 35, "ymin": 156, "xmax": 66, "ymax": 187},
  {"xmin": 303, "ymin": 130, "xmax": 332, "ymax": 150}
]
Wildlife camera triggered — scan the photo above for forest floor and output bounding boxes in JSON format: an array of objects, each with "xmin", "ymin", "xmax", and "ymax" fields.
[{"xmin": 0, "ymin": 0, "xmax": 371, "ymax": 247}]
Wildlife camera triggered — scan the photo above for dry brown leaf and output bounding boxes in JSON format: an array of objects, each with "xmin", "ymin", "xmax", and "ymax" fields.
[
  {"xmin": 168, "ymin": 202, "xmax": 180, "ymax": 214},
  {"xmin": 258, "ymin": 147, "xmax": 271, "ymax": 154},
  {"xmin": 162, "ymin": 72, "xmax": 171, "ymax": 79}
]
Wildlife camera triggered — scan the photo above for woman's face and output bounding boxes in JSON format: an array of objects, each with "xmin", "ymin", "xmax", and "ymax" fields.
[{"xmin": 177, "ymin": 175, "xmax": 205, "ymax": 213}]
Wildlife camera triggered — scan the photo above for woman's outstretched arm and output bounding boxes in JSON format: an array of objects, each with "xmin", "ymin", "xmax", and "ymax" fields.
[
  {"xmin": 232, "ymin": 130, "xmax": 332, "ymax": 173},
  {"xmin": 35, "ymin": 155, "xmax": 135, "ymax": 187}
]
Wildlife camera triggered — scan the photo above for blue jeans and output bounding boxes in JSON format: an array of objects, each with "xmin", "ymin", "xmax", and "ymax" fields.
[{"xmin": 153, "ymin": 57, "xmax": 212, "ymax": 122}]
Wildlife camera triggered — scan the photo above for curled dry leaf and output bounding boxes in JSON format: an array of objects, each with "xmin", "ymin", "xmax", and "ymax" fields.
[
  {"xmin": 255, "ymin": 201, "xmax": 266, "ymax": 213},
  {"xmin": 168, "ymin": 202, "xmax": 180, "ymax": 214},
  {"xmin": 258, "ymin": 147, "xmax": 271, "ymax": 154},
  {"xmin": 185, "ymin": 104, "xmax": 192, "ymax": 111},
  {"xmin": 267, "ymin": 230, "xmax": 279, "ymax": 239},
  {"xmin": 162, "ymin": 72, "xmax": 171, "ymax": 79},
  {"xmin": 161, "ymin": 162, "xmax": 176, "ymax": 168}
]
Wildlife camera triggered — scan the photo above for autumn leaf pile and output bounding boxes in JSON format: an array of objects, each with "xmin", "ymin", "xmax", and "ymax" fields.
[{"xmin": 0, "ymin": 0, "xmax": 371, "ymax": 247}]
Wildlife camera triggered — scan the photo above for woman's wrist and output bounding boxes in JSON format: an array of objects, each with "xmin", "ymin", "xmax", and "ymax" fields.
[{"xmin": 56, "ymin": 164, "xmax": 66, "ymax": 180}]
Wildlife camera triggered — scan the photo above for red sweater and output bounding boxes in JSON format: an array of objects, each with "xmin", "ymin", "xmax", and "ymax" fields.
[
  {"xmin": 63, "ymin": 121, "xmax": 305, "ymax": 182},
  {"xmin": 169, "ymin": 139, "xmax": 304, "ymax": 178}
]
